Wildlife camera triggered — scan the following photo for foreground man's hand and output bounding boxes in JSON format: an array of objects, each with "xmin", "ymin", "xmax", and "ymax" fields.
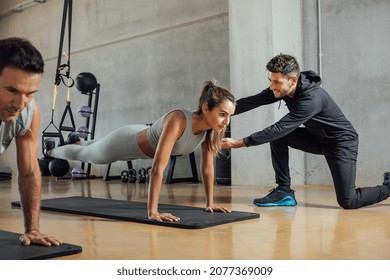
[{"xmin": 20, "ymin": 230, "xmax": 62, "ymax": 246}]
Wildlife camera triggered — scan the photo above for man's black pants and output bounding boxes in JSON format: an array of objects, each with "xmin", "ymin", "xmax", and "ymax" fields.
[{"xmin": 270, "ymin": 127, "xmax": 389, "ymax": 209}]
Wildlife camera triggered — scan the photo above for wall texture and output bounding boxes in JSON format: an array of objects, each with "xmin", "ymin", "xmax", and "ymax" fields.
[
  {"xmin": 302, "ymin": 0, "xmax": 390, "ymax": 186},
  {"xmin": 1, "ymin": 0, "xmax": 389, "ymax": 187}
]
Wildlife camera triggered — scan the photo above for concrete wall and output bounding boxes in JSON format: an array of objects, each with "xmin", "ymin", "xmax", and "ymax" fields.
[
  {"xmin": 302, "ymin": 0, "xmax": 390, "ymax": 186},
  {"xmin": 1, "ymin": 0, "xmax": 389, "ymax": 187}
]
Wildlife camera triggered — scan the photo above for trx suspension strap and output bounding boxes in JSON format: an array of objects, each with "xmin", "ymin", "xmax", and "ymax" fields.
[{"xmin": 42, "ymin": 0, "xmax": 74, "ymax": 151}]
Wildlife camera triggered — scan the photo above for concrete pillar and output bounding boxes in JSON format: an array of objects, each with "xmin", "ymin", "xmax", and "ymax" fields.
[{"xmin": 229, "ymin": 0, "xmax": 304, "ymax": 186}]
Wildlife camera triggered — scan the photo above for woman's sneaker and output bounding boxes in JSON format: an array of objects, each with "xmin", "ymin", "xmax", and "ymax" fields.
[{"xmin": 253, "ymin": 187, "xmax": 297, "ymax": 207}]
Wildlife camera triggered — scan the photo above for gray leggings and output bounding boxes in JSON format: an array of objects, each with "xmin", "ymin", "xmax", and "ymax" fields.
[{"xmin": 51, "ymin": 125, "xmax": 150, "ymax": 164}]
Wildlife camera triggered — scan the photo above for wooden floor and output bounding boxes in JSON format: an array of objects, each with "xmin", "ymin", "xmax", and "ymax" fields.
[{"xmin": 1, "ymin": 176, "xmax": 390, "ymax": 260}]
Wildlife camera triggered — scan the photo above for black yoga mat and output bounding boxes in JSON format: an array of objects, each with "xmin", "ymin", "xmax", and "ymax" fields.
[
  {"xmin": 12, "ymin": 196, "xmax": 259, "ymax": 229},
  {"xmin": 0, "ymin": 230, "xmax": 82, "ymax": 260}
]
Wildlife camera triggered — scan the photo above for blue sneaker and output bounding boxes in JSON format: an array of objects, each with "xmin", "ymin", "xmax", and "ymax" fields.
[{"xmin": 253, "ymin": 187, "xmax": 297, "ymax": 207}]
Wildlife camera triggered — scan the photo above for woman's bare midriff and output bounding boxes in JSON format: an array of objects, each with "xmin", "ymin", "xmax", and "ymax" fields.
[{"xmin": 138, "ymin": 129, "xmax": 155, "ymax": 158}]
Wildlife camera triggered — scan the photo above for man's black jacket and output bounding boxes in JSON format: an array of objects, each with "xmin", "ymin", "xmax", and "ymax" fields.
[{"xmin": 234, "ymin": 71, "xmax": 358, "ymax": 147}]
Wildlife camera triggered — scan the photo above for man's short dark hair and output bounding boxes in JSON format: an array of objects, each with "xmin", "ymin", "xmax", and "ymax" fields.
[
  {"xmin": 266, "ymin": 53, "xmax": 300, "ymax": 77},
  {"xmin": 0, "ymin": 37, "xmax": 44, "ymax": 75}
]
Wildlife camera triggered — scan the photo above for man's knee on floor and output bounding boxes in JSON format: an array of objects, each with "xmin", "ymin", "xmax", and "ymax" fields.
[{"xmin": 337, "ymin": 197, "xmax": 360, "ymax": 209}]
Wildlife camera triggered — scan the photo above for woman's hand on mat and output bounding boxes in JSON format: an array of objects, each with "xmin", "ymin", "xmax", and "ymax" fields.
[
  {"xmin": 149, "ymin": 212, "xmax": 181, "ymax": 222},
  {"xmin": 205, "ymin": 205, "xmax": 231, "ymax": 213},
  {"xmin": 19, "ymin": 230, "xmax": 62, "ymax": 246}
]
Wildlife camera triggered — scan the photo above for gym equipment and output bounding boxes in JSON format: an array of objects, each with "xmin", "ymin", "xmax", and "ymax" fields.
[
  {"xmin": 74, "ymin": 76, "xmax": 100, "ymax": 178},
  {"xmin": 138, "ymin": 168, "xmax": 146, "ymax": 183},
  {"xmin": 77, "ymin": 126, "xmax": 90, "ymax": 138},
  {"xmin": 38, "ymin": 158, "xmax": 52, "ymax": 176},
  {"xmin": 41, "ymin": 0, "xmax": 100, "ymax": 180},
  {"xmin": 0, "ymin": 167, "xmax": 12, "ymax": 181},
  {"xmin": 0, "ymin": 230, "xmax": 82, "ymax": 260},
  {"xmin": 78, "ymin": 105, "xmax": 93, "ymax": 118},
  {"xmin": 48, "ymin": 158, "xmax": 70, "ymax": 177},
  {"xmin": 216, "ymin": 124, "xmax": 231, "ymax": 185},
  {"xmin": 64, "ymin": 132, "xmax": 80, "ymax": 145},
  {"xmin": 12, "ymin": 197, "xmax": 260, "ymax": 229},
  {"xmin": 41, "ymin": 84, "xmax": 65, "ymax": 152},
  {"xmin": 57, "ymin": 63, "xmax": 76, "ymax": 134},
  {"xmin": 75, "ymin": 72, "xmax": 98, "ymax": 94},
  {"xmin": 71, "ymin": 167, "xmax": 85, "ymax": 179},
  {"xmin": 121, "ymin": 169, "xmax": 137, "ymax": 183},
  {"xmin": 103, "ymin": 160, "xmax": 133, "ymax": 181},
  {"xmin": 128, "ymin": 169, "xmax": 137, "ymax": 183},
  {"xmin": 166, "ymin": 152, "xmax": 199, "ymax": 184},
  {"xmin": 216, "ymin": 149, "xmax": 231, "ymax": 185},
  {"xmin": 120, "ymin": 170, "xmax": 129, "ymax": 183},
  {"xmin": 41, "ymin": 0, "xmax": 74, "ymax": 150},
  {"xmin": 146, "ymin": 166, "xmax": 152, "ymax": 183},
  {"xmin": 59, "ymin": 99, "xmax": 76, "ymax": 133}
]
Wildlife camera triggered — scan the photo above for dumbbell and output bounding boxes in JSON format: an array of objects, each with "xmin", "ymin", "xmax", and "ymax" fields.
[
  {"xmin": 121, "ymin": 169, "xmax": 137, "ymax": 183},
  {"xmin": 121, "ymin": 170, "xmax": 128, "ymax": 183},
  {"xmin": 146, "ymin": 166, "xmax": 152, "ymax": 183},
  {"xmin": 138, "ymin": 168, "xmax": 147, "ymax": 183},
  {"xmin": 128, "ymin": 169, "xmax": 137, "ymax": 183}
]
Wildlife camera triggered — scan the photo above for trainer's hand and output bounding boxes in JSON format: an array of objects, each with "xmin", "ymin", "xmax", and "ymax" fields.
[
  {"xmin": 149, "ymin": 212, "xmax": 181, "ymax": 222},
  {"xmin": 205, "ymin": 205, "xmax": 231, "ymax": 213},
  {"xmin": 19, "ymin": 230, "xmax": 62, "ymax": 246},
  {"xmin": 222, "ymin": 138, "xmax": 245, "ymax": 149}
]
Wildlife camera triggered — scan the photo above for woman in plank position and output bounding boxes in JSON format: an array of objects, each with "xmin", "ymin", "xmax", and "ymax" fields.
[{"xmin": 45, "ymin": 80, "xmax": 236, "ymax": 222}]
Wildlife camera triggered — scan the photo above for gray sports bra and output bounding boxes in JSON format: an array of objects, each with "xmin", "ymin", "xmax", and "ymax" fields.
[{"xmin": 146, "ymin": 109, "xmax": 206, "ymax": 156}]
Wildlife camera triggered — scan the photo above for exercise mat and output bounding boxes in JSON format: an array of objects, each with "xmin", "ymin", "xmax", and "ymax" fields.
[
  {"xmin": 12, "ymin": 196, "xmax": 259, "ymax": 229},
  {"xmin": 0, "ymin": 230, "xmax": 82, "ymax": 260}
]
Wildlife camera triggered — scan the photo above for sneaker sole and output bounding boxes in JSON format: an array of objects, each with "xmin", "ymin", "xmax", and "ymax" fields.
[{"xmin": 253, "ymin": 197, "xmax": 297, "ymax": 207}]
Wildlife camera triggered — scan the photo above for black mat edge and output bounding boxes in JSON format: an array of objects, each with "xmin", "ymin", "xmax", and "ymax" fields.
[
  {"xmin": 0, "ymin": 230, "xmax": 82, "ymax": 260},
  {"xmin": 12, "ymin": 196, "xmax": 260, "ymax": 229}
]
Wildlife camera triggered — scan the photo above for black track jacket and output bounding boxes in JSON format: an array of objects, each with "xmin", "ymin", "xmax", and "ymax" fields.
[{"xmin": 235, "ymin": 71, "xmax": 358, "ymax": 147}]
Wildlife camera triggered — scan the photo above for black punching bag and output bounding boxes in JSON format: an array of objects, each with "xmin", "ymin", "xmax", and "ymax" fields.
[{"xmin": 216, "ymin": 125, "xmax": 231, "ymax": 185}]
